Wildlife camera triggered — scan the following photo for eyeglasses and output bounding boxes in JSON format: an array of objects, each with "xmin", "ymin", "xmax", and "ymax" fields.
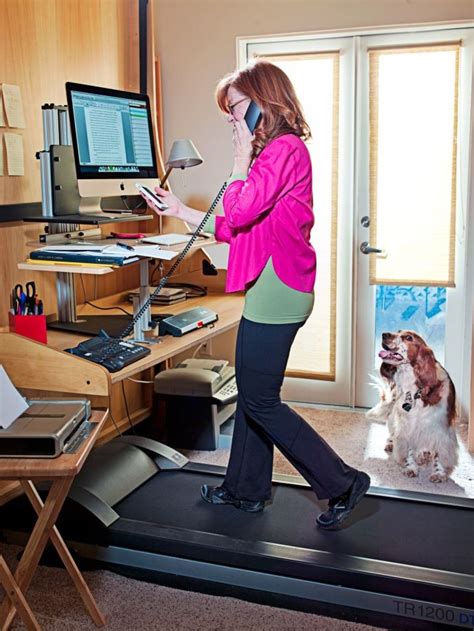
[{"xmin": 228, "ymin": 96, "xmax": 250, "ymax": 114}]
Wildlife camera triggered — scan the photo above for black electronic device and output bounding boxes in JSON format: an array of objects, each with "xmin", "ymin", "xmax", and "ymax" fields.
[
  {"xmin": 244, "ymin": 100, "xmax": 262, "ymax": 133},
  {"xmin": 158, "ymin": 307, "xmax": 218, "ymax": 337},
  {"xmin": 135, "ymin": 183, "xmax": 168, "ymax": 211},
  {"xmin": 66, "ymin": 331, "xmax": 151, "ymax": 372}
]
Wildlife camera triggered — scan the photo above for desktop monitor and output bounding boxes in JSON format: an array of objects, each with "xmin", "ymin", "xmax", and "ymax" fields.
[{"xmin": 66, "ymin": 82, "xmax": 159, "ymax": 213}]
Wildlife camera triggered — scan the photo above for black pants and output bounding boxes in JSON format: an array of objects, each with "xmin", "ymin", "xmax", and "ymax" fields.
[{"xmin": 223, "ymin": 317, "xmax": 357, "ymax": 501}]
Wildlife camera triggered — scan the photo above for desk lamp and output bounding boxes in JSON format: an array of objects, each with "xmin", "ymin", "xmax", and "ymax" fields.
[{"xmin": 160, "ymin": 139, "xmax": 204, "ymax": 186}]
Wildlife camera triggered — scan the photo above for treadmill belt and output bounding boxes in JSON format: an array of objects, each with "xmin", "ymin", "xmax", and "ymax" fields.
[{"xmin": 112, "ymin": 469, "xmax": 473, "ymax": 576}]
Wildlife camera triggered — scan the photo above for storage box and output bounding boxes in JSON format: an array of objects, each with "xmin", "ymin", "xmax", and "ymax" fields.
[{"xmin": 8, "ymin": 313, "xmax": 47, "ymax": 344}]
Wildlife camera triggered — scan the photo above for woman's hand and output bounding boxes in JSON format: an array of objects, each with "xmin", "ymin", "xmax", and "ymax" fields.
[
  {"xmin": 232, "ymin": 118, "xmax": 253, "ymax": 174},
  {"xmin": 141, "ymin": 185, "xmax": 208, "ymax": 228},
  {"xmin": 140, "ymin": 186, "xmax": 185, "ymax": 220}
]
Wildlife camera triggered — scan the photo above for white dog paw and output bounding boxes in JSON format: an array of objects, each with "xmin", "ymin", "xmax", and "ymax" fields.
[
  {"xmin": 430, "ymin": 472, "xmax": 447, "ymax": 483},
  {"xmin": 415, "ymin": 450, "xmax": 432, "ymax": 465},
  {"xmin": 403, "ymin": 466, "xmax": 418, "ymax": 478}
]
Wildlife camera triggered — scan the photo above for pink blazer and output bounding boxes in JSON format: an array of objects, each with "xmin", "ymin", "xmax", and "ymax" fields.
[{"xmin": 215, "ymin": 133, "xmax": 316, "ymax": 293}]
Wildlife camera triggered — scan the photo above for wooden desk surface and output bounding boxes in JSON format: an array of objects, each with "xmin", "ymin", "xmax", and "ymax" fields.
[
  {"xmin": 0, "ymin": 409, "xmax": 107, "ymax": 479},
  {"xmin": 48, "ymin": 291, "xmax": 244, "ymax": 383}
]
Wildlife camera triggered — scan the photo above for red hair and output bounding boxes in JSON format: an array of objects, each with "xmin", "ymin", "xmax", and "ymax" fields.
[{"xmin": 215, "ymin": 59, "xmax": 311, "ymax": 159}]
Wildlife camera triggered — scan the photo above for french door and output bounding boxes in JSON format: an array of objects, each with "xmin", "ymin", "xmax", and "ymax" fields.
[{"xmin": 242, "ymin": 25, "xmax": 474, "ymax": 412}]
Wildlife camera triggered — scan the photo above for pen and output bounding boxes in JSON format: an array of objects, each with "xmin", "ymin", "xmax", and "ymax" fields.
[{"xmin": 116, "ymin": 242, "xmax": 135, "ymax": 251}]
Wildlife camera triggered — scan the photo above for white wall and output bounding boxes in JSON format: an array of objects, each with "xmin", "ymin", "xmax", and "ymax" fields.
[{"xmin": 154, "ymin": 0, "xmax": 473, "ymax": 206}]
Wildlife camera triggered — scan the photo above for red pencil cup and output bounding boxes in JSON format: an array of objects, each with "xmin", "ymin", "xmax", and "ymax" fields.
[{"xmin": 8, "ymin": 313, "xmax": 47, "ymax": 344}]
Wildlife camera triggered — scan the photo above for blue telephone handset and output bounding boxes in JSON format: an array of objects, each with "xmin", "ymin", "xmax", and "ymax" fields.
[{"xmin": 244, "ymin": 100, "xmax": 262, "ymax": 133}]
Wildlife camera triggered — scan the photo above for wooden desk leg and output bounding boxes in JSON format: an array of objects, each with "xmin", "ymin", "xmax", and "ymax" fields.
[
  {"xmin": 22, "ymin": 480, "xmax": 106, "ymax": 627},
  {"xmin": 0, "ymin": 477, "xmax": 73, "ymax": 630},
  {"xmin": 0, "ymin": 557, "xmax": 40, "ymax": 631}
]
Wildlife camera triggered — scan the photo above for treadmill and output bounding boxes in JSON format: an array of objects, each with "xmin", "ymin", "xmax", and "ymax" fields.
[{"xmin": 2, "ymin": 436, "xmax": 473, "ymax": 629}]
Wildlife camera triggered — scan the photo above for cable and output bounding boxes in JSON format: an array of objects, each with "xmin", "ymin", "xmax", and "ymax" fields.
[
  {"xmin": 121, "ymin": 381, "xmax": 135, "ymax": 434},
  {"xmin": 192, "ymin": 343, "xmax": 208, "ymax": 358},
  {"xmin": 80, "ymin": 273, "xmax": 133, "ymax": 317},
  {"xmin": 127, "ymin": 377, "xmax": 155, "ymax": 384},
  {"xmin": 108, "ymin": 409, "xmax": 123, "ymax": 437},
  {"xmin": 84, "ymin": 302, "xmax": 133, "ymax": 317}
]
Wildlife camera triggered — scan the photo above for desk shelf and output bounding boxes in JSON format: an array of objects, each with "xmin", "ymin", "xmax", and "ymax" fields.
[{"xmin": 18, "ymin": 262, "xmax": 116, "ymax": 275}]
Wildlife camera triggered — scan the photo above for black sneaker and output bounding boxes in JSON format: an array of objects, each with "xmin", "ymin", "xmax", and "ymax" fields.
[
  {"xmin": 316, "ymin": 471, "xmax": 371, "ymax": 531},
  {"xmin": 200, "ymin": 485, "xmax": 265, "ymax": 513}
]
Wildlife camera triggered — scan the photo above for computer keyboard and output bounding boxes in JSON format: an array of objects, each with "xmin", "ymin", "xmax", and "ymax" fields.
[
  {"xmin": 213, "ymin": 375, "xmax": 238, "ymax": 405},
  {"xmin": 66, "ymin": 333, "xmax": 151, "ymax": 372}
]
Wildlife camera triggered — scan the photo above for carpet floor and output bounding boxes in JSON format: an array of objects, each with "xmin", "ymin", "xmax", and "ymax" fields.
[
  {"xmin": 0, "ymin": 542, "xmax": 382, "ymax": 631},
  {"xmin": 183, "ymin": 406, "xmax": 474, "ymax": 499}
]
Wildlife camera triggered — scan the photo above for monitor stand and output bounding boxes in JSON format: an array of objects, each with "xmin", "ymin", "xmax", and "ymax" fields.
[{"xmin": 47, "ymin": 259, "xmax": 169, "ymax": 341}]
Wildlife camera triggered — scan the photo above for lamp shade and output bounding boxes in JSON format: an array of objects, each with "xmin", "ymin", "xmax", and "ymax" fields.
[{"xmin": 166, "ymin": 139, "xmax": 203, "ymax": 169}]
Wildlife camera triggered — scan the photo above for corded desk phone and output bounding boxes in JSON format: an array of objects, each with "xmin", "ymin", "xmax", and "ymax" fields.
[{"xmin": 154, "ymin": 358, "xmax": 237, "ymax": 404}]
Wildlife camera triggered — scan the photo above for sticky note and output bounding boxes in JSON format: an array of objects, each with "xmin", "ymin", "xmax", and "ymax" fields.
[
  {"xmin": 4, "ymin": 132, "xmax": 24, "ymax": 176},
  {"xmin": 2, "ymin": 84, "xmax": 26, "ymax": 128}
]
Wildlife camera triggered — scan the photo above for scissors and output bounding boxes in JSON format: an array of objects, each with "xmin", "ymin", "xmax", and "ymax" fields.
[{"xmin": 13, "ymin": 281, "xmax": 36, "ymax": 315}]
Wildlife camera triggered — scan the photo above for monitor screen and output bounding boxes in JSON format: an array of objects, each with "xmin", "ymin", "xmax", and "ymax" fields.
[{"xmin": 65, "ymin": 82, "xmax": 158, "ymax": 200}]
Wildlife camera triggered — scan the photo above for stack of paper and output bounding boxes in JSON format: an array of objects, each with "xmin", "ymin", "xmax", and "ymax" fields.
[
  {"xmin": 141, "ymin": 233, "xmax": 191, "ymax": 246},
  {"xmin": 128, "ymin": 287, "xmax": 187, "ymax": 305}
]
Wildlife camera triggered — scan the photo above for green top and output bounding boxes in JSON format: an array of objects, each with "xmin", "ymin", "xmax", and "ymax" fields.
[{"xmin": 204, "ymin": 197, "xmax": 314, "ymax": 324}]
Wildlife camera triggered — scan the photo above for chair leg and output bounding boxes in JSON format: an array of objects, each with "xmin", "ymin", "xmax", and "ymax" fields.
[{"xmin": 0, "ymin": 556, "xmax": 40, "ymax": 631}]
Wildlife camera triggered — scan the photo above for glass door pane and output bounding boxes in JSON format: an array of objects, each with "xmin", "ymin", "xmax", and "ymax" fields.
[
  {"xmin": 270, "ymin": 53, "xmax": 339, "ymax": 380},
  {"xmin": 368, "ymin": 44, "xmax": 459, "ymax": 287}
]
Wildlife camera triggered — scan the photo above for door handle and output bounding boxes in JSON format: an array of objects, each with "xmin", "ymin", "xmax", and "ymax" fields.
[{"xmin": 360, "ymin": 241, "xmax": 382, "ymax": 254}]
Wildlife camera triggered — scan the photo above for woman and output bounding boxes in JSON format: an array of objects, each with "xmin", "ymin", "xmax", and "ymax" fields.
[{"xmin": 143, "ymin": 60, "xmax": 370, "ymax": 530}]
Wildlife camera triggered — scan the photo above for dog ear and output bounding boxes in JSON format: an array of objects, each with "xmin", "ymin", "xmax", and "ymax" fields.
[{"xmin": 414, "ymin": 346, "xmax": 441, "ymax": 405}]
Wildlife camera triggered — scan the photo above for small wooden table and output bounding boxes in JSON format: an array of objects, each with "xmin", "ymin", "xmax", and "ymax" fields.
[{"xmin": 0, "ymin": 409, "xmax": 108, "ymax": 630}]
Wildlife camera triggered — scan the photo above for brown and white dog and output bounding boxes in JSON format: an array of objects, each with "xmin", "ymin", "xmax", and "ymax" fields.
[{"xmin": 366, "ymin": 330, "xmax": 458, "ymax": 482}]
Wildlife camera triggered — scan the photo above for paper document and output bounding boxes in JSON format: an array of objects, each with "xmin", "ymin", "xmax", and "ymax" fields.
[
  {"xmin": 142, "ymin": 233, "xmax": 191, "ymax": 246},
  {"xmin": 0, "ymin": 365, "xmax": 29, "ymax": 429},
  {"xmin": 2, "ymin": 84, "xmax": 26, "ymax": 128},
  {"xmin": 4, "ymin": 132, "xmax": 24, "ymax": 175},
  {"xmin": 129, "ymin": 245, "xmax": 178, "ymax": 260}
]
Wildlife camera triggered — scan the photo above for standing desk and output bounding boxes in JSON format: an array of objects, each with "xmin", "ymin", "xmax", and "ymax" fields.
[{"xmin": 0, "ymin": 409, "xmax": 108, "ymax": 630}]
